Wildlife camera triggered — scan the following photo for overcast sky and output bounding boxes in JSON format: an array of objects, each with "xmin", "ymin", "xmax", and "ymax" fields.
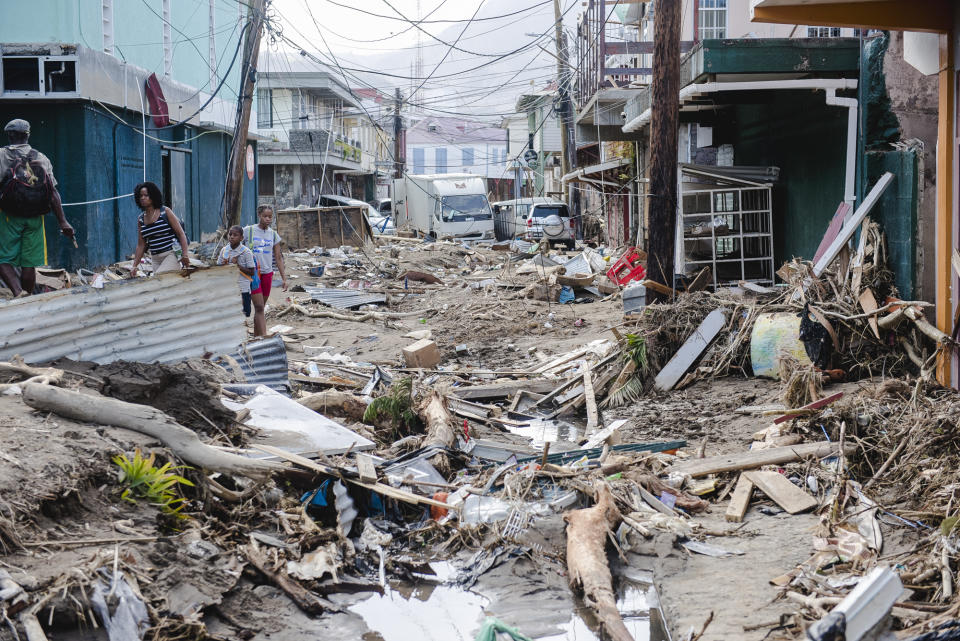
[{"xmin": 265, "ymin": 0, "xmax": 579, "ymax": 119}]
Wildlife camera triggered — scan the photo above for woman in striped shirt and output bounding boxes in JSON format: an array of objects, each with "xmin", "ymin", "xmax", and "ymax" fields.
[{"xmin": 129, "ymin": 181, "xmax": 190, "ymax": 277}]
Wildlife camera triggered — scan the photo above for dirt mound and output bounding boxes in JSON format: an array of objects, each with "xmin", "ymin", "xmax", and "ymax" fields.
[{"xmin": 53, "ymin": 358, "xmax": 237, "ymax": 434}]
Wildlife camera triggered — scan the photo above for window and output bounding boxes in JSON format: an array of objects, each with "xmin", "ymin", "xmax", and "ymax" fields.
[
  {"xmin": 1, "ymin": 57, "xmax": 77, "ymax": 95},
  {"xmin": 807, "ymin": 26, "xmax": 842, "ymax": 37},
  {"xmin": 462, "ymin": 147, "xmax": 474, "ymax": 167},
  {"xmin": 256, "ymin": 88, "xmax": 273, "ymax": 128},
  {"xmin": 435, "ymin": 147, "xmax": 447, "ymax": 174},
  {"xmin": 413, "ymin": 148, "xmax": 425, "ymax": 174},
  {"xmin": 258, "ymin": 165, "xmax": 275, "ymax": 196},
  {"xmin": 698, "ymin": 0, "xmax": 726, "ymax": 40}
]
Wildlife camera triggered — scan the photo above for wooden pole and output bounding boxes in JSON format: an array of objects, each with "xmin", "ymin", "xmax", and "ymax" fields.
[
  {"xmin": 646, "ymin": 0, "xmax": 681, "ymax": 298},
  {"xmin": 553, "ymin": 0, "xmax": 571, "ymax": 182},
  {"xmin": 224, "ymin": 0, "xmax": 267, "ymax": 228}
]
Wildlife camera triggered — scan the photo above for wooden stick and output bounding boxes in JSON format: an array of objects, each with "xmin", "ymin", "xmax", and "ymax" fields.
[
  {"xmin": 666, "ymin": 441, "xmax": 852, "ymax": 478},
  {"xmin": 22, "ymin": 536, "xmax": 159, "ymax": 547},
  {"xmin": 241, "ymin": 545, "xmax": 337, "ymax": 616},
  {"xmin": 725, "ymin": 475, "xmax": 753, "ymax": 523}
]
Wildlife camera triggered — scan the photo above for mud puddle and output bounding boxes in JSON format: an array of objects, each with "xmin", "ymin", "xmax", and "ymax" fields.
[{"xmin": 350, "ymin": 571, "xmax": 664, "ymax": 641}]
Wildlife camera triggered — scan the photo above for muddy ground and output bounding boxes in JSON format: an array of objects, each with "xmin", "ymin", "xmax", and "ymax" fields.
[{"xmin": 0, "ymin": 238, "xmax": 932, "ymax": 641}]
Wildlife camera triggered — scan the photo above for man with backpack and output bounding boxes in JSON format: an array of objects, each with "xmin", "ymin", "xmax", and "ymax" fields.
[{"xmin": 0, "ymin": 119, "xmax": 74, "ymax": 297}]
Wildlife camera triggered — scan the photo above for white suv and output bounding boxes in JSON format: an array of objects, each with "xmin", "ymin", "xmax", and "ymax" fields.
[{"xmin": 524, "ymin": 202, "xmax": 575, "ymax": 249}]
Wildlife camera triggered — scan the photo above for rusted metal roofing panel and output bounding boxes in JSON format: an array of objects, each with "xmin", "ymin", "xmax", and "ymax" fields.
[{"xmin": 0, "ymin": 267, "xmax": 246, "ymax": 365}]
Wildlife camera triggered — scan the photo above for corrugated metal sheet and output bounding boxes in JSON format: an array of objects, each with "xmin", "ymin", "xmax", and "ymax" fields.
[
  {"xmin": 0, "ymin": 267, "xmax": 245, "ymax": 365},
  {"xmin": 217, "ymin": 334, "xmax": 290, "ymax": 393},
  {"xmin": 303, "ymin": 287, "xmax": 387, "ymax": 309}
]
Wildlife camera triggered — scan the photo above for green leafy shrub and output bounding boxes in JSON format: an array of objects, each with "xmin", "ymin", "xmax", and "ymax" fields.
[{"xmin": 113, "ymin": 449, "xmax": 194, "ymax": 516}]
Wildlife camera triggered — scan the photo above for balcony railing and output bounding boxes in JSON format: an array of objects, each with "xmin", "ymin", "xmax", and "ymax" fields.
[{"xmin": 574, "ymin": 0, "xmax": 694, "ymax": 108}]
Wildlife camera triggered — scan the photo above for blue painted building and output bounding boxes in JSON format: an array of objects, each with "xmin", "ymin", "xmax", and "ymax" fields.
[{"xmin": 0, "ymin": 1, "xmax": 258, "ymax": 269}]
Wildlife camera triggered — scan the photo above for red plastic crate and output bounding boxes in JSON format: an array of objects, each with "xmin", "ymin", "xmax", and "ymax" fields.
[{"xmin": 606, "ymin": 247, "xmax": 647, "ymax": 285}]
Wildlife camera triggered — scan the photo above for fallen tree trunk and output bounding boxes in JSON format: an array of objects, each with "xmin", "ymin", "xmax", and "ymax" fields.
[
  {"xmin": 420, "ymin": 391, "xmax": 456, "ymax": 448},
  {"xmin": 21, "ymin": 383, "xmax": 280, "ymax": 480},
  {"xmin": 298, "ymin": 390, "xmax": 368, "ymax": 423},
  {"xmin": 564, "ymin": 482, "xmax": 634, "ymax": 641}
]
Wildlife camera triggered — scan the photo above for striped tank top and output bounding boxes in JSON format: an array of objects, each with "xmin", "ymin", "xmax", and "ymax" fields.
[{"xmin": 139, "ymin": 209, "xmax": 176, "ymax": 254}]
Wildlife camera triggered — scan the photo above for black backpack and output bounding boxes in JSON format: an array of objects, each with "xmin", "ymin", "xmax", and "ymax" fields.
[{"xmin": 0, "ymin": 149, "xmax": 53, "ymax": 217}]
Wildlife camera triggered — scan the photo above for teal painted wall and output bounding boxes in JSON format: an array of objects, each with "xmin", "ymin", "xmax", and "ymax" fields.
[
  {"xmin": 866, "ymin": 150, "xmax": 918, "ymax": 300},
  {"xmin": 0, "ymin": 103, "xmax": 255, "ymax": 270},
  {"xmin": 717, "ymin": 90, "xmax": 848, "ymax": 264},
  {"xmin": 1, "ymin": 0, "xmax": 244, "ymax": 96}
]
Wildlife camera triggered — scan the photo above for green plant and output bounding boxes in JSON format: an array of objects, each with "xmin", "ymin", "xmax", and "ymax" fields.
[
  {"xmin": 112, "ymin": 449, "xmax": 194, "ymax": 516},
  {"xmin": 605, "ymin": 333, "xmax": 649, "ymax": 408},
  {"xmin": 363, "ymin": 378, "xmax": 421, "ymax": 437}
]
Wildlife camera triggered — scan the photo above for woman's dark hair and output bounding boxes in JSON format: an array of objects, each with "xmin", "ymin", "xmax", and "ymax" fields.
[{"xmin": 133, "ymin": 182, "xmax": 164, "ymax": 210}]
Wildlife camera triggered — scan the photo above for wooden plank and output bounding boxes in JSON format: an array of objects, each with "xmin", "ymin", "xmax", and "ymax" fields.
[
  {"xmin": 773, "ymin": 391, "xmax": 843, "ymax": 424},
  {"xmin": 355, "ymin": 453, "xmax": 377, "ymax": 484},
  {"xmin": 859, "ymin": 288, "xmax": 882, "ymax": 339},
  {"xmin": 744, "ymin": 471, "xmax": 817, "ymax": 514},
  {"xmin": 725, "ymin": 474, "xmax": 754, "ymax": 523},
  {"xmin": 640, "ymin": 279, "xmax": 674, "ymax": 297},
  {"xmin": 250, "ymin": 444, "xmax": 456, "ymax": 511},
  {"xmin": 654, "ymin": 308, "xmax": 726, "ymax": 391},
  {"xmin": 666, "ymin": 441, "xmax": 848, "ymax": 478},
  {"xmin": 812, "ymin": 202, "xmax": 851, "ymax": 265},
  {"xmin": 583, "ymin": 361, "xmax": 599, "ymax": 434},
  {"xmin": 687, "ymin": 266, "xmax": 712, "ymax": 293},
  {"xmin": 450, "ymin": 378, "xmax": 557, "ymax": 400},
  {"xmin": 813, "ymin": 173, "xmax": 894, "ymax": 277}
]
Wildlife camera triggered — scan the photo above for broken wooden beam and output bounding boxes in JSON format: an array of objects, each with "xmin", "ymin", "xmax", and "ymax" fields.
[
  {"xmin": 449, "ymin": 378, "xmax": 557, "ymax": 401},
  {"xmin": 725, "ymin": 475, "xmax": 754, "ymax": 523},
  {"xmin": 773, "ymin": 392, "xmax": 843, "ymax": 424},
  {"xmin": 744, "ymin": 471, "xmax": 817, "ymax": 514},
  {"xmin": 666, "ymin": 441, "xmax": 852, "ymax": 478}
]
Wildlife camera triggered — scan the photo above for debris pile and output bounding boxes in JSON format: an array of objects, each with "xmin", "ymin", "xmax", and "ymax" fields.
[{"xmin": 0, "ymin": 185, "xmax": 958, "ymax": 641}]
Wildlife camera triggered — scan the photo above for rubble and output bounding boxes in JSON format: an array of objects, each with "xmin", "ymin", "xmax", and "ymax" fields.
[{"xmin": 0, "ymin": 212, "xmax": 957, "ymax": 641}]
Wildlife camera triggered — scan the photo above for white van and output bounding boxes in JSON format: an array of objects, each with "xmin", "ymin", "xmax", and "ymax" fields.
[{"xmin": 393, "ymin": 174, "xmax": 494, "ymax": 240}]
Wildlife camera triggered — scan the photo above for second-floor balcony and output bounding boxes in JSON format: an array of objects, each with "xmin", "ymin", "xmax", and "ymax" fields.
[{"xmin": 258, "ymin": 129, "xmax": 364, "ymax": 170}]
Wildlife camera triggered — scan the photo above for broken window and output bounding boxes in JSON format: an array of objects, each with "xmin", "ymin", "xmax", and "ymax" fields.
[
  {"xmin": 2, "ymin": 57, "xmax": 40, "ymax": 92},
  {"xmin": 259, "ymin": 165, "xmax": 275, "ymax": 196}
]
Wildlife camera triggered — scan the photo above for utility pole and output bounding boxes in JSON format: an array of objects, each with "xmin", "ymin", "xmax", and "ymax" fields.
[
  {"xmin": 393, "ymin": 87, "xmax": 404, "ymax": 178},
  {"xmin": 552, "ymin": 0, "xmax": 572, "ymax": 187},
  {"xmin": 647, "ymin": 0, "xmax": 680, "ymax": 296},
  {"xmin": 224, "ymin": 0, "xmax": 267, "ymax": 228}
]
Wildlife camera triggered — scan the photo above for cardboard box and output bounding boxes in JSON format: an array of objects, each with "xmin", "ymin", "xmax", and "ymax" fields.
[{"xmin": 402, "ymin": 339, "xmax": 442, "ymax": 369}]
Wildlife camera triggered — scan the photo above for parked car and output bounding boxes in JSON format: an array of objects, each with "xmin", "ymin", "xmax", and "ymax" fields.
[
  {"xmin": 524, "ymin": 201, "xmax": 575, "ymax": 249},
  {"xmin": 490, "ymin": 197, "xmax": 553, "ymax": 239},
  {"xmin": 370, "ymin": 198, "xmax": 392, "ymax": 215}
]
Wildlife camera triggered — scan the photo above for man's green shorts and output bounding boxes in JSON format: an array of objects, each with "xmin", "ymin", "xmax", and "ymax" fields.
[{"xmin": 0, "ymin": 214, "xmax": 46, "ymax": 267}]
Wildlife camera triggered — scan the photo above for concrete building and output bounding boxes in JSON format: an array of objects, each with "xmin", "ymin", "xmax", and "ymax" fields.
[
  {"xmin": 0, "ymin": 0, "xmax": 258, "ymax": 269},
  {"xmin": 405, "ymin": 115, "xmax": 510, "ymax": 199},
  {"xmin": 515, "ymin": 86, "xmax": 565, "ymax": 199},
  {"xmin": 748, "ymin": 0, "xmax": 960, "ymax": 384},
  {"xmin": 254, "ymin": 52, "xmax": 378, "ymax": 209}
]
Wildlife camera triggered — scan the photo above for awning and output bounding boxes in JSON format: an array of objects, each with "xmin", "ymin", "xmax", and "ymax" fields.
[
  {"xmin": 561, "ymin": 157, "xmax": 631, "ymax": 184},
  {"xmin": 749, "ymin": 0, "xmax": 951, "ymax": 33}
]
